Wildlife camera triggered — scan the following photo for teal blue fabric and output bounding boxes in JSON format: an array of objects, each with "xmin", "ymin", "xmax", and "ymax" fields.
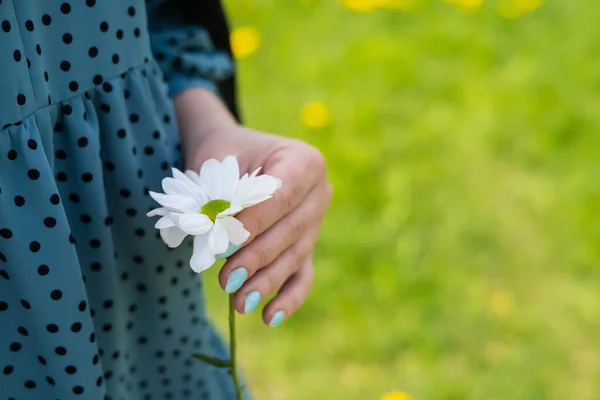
[{"xmin": 0, "ymin": 1, "xmax": 245, "ymax": 399}]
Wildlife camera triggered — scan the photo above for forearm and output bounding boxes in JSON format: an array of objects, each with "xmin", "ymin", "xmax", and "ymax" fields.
[{"xmin": 173, "ymin": 87, "xmax": 238, "ymax": 161}]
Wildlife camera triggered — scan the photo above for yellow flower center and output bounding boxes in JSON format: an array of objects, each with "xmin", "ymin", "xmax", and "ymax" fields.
[{"xmin": 201, "ymin": 199, "xmax": 231, "ymax": 222}]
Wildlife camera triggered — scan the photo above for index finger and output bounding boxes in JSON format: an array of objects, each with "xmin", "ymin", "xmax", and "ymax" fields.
[{"xmin": 236, "ymin": 145, "xmax": 326, "ymax": 244}]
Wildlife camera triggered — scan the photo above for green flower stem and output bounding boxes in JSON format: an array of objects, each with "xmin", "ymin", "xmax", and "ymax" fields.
[{"xmin": 229, "ymin": 293, "xmax": 243, "ymax": 400}]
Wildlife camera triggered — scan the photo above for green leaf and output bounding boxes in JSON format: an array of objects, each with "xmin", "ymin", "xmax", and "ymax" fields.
[{"xmin": 192, "ymin": 353, "xmax": 232, "ymax": 368}]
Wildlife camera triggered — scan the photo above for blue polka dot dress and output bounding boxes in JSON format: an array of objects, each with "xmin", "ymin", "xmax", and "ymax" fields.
[{"xmin": 0, "ymin": 1, "xmax": 246, "ymax": 399}]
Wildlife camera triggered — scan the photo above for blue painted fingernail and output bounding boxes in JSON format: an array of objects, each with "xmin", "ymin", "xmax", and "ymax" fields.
[
  {"xmin": 216, "ymin": 242, "xmax": 241, "ymax": 260},
  {"xmin": 244, "ymin": 291, "xmax": 261, "ymax": 314},
  {"xmin": 268, "ymin": 310, "xmax": 286, "ymax": 327},
  {"xmin": 225, "ymin": 267, "xmax": 248, "ymax": 294}
]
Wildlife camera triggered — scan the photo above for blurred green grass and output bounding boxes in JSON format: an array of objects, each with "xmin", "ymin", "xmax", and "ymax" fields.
[{"xmin": 202, "ymin": 1, "xmax": 600, "ymax": 399}]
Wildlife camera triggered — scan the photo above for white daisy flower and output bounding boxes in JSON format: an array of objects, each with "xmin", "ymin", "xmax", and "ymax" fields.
[{"xmin": 147, "ymin": 156, "xmax": 281, "ymax": 272}]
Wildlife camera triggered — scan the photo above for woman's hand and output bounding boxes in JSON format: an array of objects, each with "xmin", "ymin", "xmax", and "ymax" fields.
[{"xmin": 175, "ymin": 88, "xmax": 332, "ymax": 326}]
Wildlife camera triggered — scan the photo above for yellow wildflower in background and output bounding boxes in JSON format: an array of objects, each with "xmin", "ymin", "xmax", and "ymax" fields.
[
  {"xmin": 340, "ymin": 0, "xmax": 380, "ymax": 13},
  {"xmin": 230, "ymin": 26, "xmax": 260, "ymax": 59},
  {"xmin": 381, "ymin": 392, "xmax": 412, "ymax": 400},
  {"xmin": 515, "ymin": 0, "xmax": 542, "ymax": 11},
  {"xmin": 488, "ymin": 290, "xmax": 513, "ymax": 317},
  {"xmin": 381, "ymin": 0, "xmax": 413, "ymax": 10},
  {"xmin": 300, "ymin": 101, "xmax": 332, "ymax": 129},
  {"xmin": 456, "ymin": 0, "xmax": 484, "ymax": 12}
]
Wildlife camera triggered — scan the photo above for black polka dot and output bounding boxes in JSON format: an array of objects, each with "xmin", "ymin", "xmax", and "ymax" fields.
[
  {"xmin": 1, "ymin": 20, "xmax": 10, "ymax": 32},
  {"xmin": 29, "ymin": 241, "xmax": 41, "ymax": 252},
  {"xmin": 100, "ymin": 21, "xmax": 109, "ymax": 32},
  {"xmin": 88, "ymin": 46, "xmax": 99, "ymax": 57},
  {"xmin": 27, "ymin": 169, "xmax": 40, "ymax": 180},
  {"xmin": 56, "ymin": 149, "xmax": 67, "ymax": 159},
  {"xmin": 134, "ymin": 27, "xmax": 141, "ymax": 37},
  {"xmin": 60, "ymin": 60, "xmax": 71, "ymax": 71},
  {"xmin": 99, "ymin": 103, "xmax": 111, "ymax": 112},
  {"xmin": 21, "ymin": 299, "xmax": 31, "ymax": 309},
  {"xmin": 62, "ymin": 32, "xmax": 73, "ymax": 44},
  {"xmin": 3, "ymin": 365, "xmax": 14, "ymax": 375},
  {"xmin": 46, "ymin": 376, "xmax": 56, "ymax": 385},
  {"xmin": 0, "ymin": 270, "xmax": 9, "ymax": 280},
  {"xmin": 90, "ymin": 262, "xmax": 102, "ymax": 271},
  {"xmin": 64, "ymin": 365, "xmax": 77, "ymax": 374},
  {"xmin": 25, "ymin": 20, "xmax": 34, "ymax": 31},
  {"xmin": 0, "ymin": 302, "xmax": 8, "ymax": 311},
  {"xmin": 89, "ymin": 239, "xmax": 101, "ymax": 249},
  {"xmin": 117, "ymin": 128, "xmax": 126, "ymax": 138},
  {"xmin": 14, "ymin": 196, "xmax": 25, "ymax": 207},
  {"xmin": 38, "ymin": 264, "xmax": 50, "ymax": 275},
  {"xmin": 50, "ymin": 290, "xmax": 62, "ymax": 300},
  {"xmin": 17, "ymin": 94, "xmax": 26, "ymax": 105},
  {"xmin": 82, "ymin": 172, "xmax": 93, "ymax": 182},
  {"xmin": 46, "ymin": 324, "xmax": 59, "ymax": 333},
  {"xmin": 55, "ymin": 346, "xmax": 67, "ymax": 355},
  {"xmin": 71, "ymin": 322, "xmax": 82, "ymax": 332},
  {"xmin": 144, "ymin": 146, "xmax": 154, "ymax": 155},
  {"xmin": 77, "ymin": 137, "xmax": 88, "ymax": 147},
  {"xmin": 13, "ymin": 50, "xmax": 22, "ymax": 62},
  {"xmin": 116, "ymin": 29, "xmax": 124, "ymax": 40},
  {"xmin": 81, "ymin": 214, "xmax": 92, "ymax": 223},
  {"xmin": 24, "ymin": 380, "xmax": 36, "ymax": 389},
  {"xmin": 61, "ymin": 2, "xmax": 71, "ymax": 14},
  {"xmin": 36, "ymin": 44, "xmax": 42, "ymax": 55},
  {"xmin": 10, "ymin": 342, "xmax": 21, "ymax": 351},
  {"xmin": 7, "ymin": 149, "xmax": 17, "ymax": 160},
  {"xmin": 69, "ymin": 81, "xmax": 79, "ymax": 91},
  {"xmin": 93, "ymin": 74, "xmax": 104, "ymax": 85},
  {"xmin": 50, "ymin": 193, "xmax": 60, "ymax": 205},
  {"xmin": 0, "ymin": 229, "xmax": 13, "ymax": 239},
  {"xmin": 130, "ymin": 113, "xmax": 139, "ymax": 123},
  {"xmin": 112, "ymin": 54, "xmax": 120, "ymax": 64},
  {"xmin": 42, "ymin": 14, "xmax": 52, "ymax": 25}
]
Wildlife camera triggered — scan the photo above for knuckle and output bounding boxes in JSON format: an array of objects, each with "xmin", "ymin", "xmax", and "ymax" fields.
[
  {"xmin": 285, "ymin": 219, "xmax": 304, "ymax": 241},
  {"xmin": 251, "ymin": 247, "xmax": 270, "ymax": 269},
  {"xmin": 307, "ymin": 146, "xmax": 327, "ymax": 175},
  {"xmin": 280, "ymin": 184, "xmax": 299, "ymax": 214}
]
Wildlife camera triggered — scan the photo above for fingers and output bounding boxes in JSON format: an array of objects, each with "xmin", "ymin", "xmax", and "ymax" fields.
[
  {"xmin": 263, "ymin": 259, "xmax": 315, "ymax": 327},
  {"xmin": 235, "ymin": 144, "xmax": 327, "ymax": 244},
  {"xmin": 218, "ymin": 183, "xmax": 327, "ymax": 291},
  {"xmin": 230, "ymin": 227, "xmax": 316, "ymax": 314}
]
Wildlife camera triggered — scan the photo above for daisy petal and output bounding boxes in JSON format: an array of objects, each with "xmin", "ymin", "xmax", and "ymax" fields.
[
  {"xmin": 200, "ymin": 158, "xmax": 222, "ymax": 199},
  {"xmin": 220, "ymin": 155, "xmax": 240, "ymax": 201},
  {"xmin": 149, "ymin": 191, "xmax": 198, "ymax": 213},
  {"xmin": 160, "ymin": 226, "xmax": 188, "ymax": 248},
  {"xmin": 178, "ymin": 213, "xmax": 213, "ymax": 235},
  {"xmin": 250, "ymin": 167, "xmax": 262, "ymax": 178},
  {"xmin": 208, "ymin": 218, "xmax": 229, "ymax": 254},
  {"xmin": 155, "ymin": 215, "xmax": 175, "ymax": 229},
  {"xmin": 221, "ymin": 216, "xmax": 250, "ymax": 246},
  {"xmin": 147, "ymin": 207, "xmax": 169, "ymax": 217},
  {"xmin": 234, "ymin": 175, "xmax": 282, "ymax": 209},
  {"xmin": 190, "ymin": 234, "xmax": 217, "ymax": 273}
]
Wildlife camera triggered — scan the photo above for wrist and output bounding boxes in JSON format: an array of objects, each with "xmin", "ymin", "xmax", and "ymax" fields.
[{"xmin": 173, "ymin": 87, "xmax": 238, "ymax": 157}]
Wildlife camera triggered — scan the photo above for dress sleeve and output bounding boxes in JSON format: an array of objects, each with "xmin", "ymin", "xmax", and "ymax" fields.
[{"xmin": 146, "ymin": 0, "xmax": 234, "ymax": 98}]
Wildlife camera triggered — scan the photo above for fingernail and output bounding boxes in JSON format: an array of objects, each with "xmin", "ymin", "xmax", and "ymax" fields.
[
  {"xmin": 216, "ymin": 242, "xmax": 241, "ymax": 260},
  {"xmin": 268, "ymin": 310, "xmax": 286, "ymax": 327},
  {"xmin": 244, "ymin": 291, "xmax": 261, "ymax": 314},
  {"xmin": 225, "ymin": 267, "xmax": 248, "ymax": 293}
]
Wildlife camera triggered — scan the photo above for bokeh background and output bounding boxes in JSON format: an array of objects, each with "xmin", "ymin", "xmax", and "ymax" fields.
[{"xmin": 202, "ymin": 0, "xmax": 600, "ymax": 399}]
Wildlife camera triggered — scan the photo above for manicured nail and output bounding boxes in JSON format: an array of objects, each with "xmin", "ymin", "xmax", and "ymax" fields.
[
  {"xmin": 225, "ymin": 267, "xmax": 248, "ymax": 293},
  {"xmin": 244, "ymin": 291, "xmax": 261, "ymax": 314},
  {"xmin": 268, "ymin": 310, "xmax": 286, "ymax": 327},
  {"xmin": 216, "ymin": 243, "xmax": 241, "ymax": 260}
]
